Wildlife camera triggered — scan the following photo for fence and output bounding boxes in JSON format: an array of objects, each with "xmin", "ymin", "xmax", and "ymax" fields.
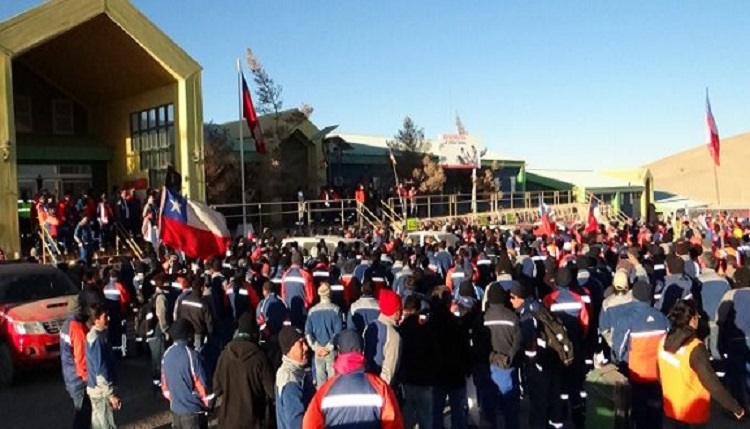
[{"xmin": 211, "ymin": 190, "xmax": 576, "ymax": 233}]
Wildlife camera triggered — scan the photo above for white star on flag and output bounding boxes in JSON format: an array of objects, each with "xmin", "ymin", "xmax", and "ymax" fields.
[{"xmin": 169, "ymin": 199, "xmax": 182, "ymax": 214}]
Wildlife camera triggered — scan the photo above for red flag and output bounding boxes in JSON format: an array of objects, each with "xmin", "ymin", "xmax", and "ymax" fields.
[
  {"xmin": 159, "ymin": 188, "xmax": 230, "ymax": 259},
  {"xmin": 242, "ymin": 74, "xmax": 266, "ymax": 155},
  {"xmin": 585, "ymin": 200, "xmax": 599, "ymax": 234},
  {"xmin": 534, "ymin": 203, "xmax": 555, "ymax": 237},
  {"xmin": 706, "ymin": 91, "xmax": 720, "ymax": 166}
]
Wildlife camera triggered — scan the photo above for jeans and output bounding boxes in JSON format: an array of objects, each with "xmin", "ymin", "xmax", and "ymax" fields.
[
  {"xmin": 433, "ymin": 384, "xmax": 467, "ymax": 429},
  {"xmin": 314, "ymin": 352, "xmax": 335, "ymax": 387},
  {"xmin": 90, "ymin": 396, "xmax": 115, "ymax": 429},
  {"xmin": 172, "ymin": 412, "xmax": 208, "ymax": 429},
  {"xmin": 402, "ymin": 384, "xmax": 433, "ymax": 429},
  {"xmin": 487, "ymin": 366, "xmax": 520, "ymax": 429},
  {"xmin": 70, "ymin": 388, "xmax": 92, "ymax": 429}
]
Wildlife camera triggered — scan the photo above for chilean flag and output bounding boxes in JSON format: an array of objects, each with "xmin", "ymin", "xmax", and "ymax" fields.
[
  {"xmin": 706, "ymin": 90, "xmax": 720, "ymax": 167},
  {"xmin": 535, "ymin": 202, "xmax": 555, "ymax": 237},
  {"xmin": 159, "ymin": 188, "xmax": 231, "ymax": 260},
  {"xmin": 242, "ymin": 74, "xmax": 267, "ymax": 155}
]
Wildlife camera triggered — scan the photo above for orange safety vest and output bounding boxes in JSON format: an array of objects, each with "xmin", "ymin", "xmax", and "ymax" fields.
[{"xmin": 657, "ymin": 337, "xmax": 711, "ymax": 425}]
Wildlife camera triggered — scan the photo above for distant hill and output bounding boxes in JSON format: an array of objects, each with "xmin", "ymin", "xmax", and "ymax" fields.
[{"xmin": 646, "ymin": 132, "xmax": 750, "ymax": 208}]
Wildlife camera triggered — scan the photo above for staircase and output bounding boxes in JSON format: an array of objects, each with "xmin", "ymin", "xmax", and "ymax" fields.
[{"xmin": 585, "ymin": 193, "xmax": 632, "ymax": 226}]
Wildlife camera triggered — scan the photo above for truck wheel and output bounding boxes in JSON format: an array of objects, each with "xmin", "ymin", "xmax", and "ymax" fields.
[{"xmin": 0, "ymin": 342, "xmax": 14, "ymax": 387}]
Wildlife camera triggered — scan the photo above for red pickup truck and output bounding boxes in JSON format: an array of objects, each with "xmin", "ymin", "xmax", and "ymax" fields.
[{"xmin": 0, "ymin": 263, "xmax": 79, "ymax": 386}]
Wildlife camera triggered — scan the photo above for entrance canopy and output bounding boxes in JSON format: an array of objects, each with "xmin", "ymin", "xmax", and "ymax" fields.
[{"xmin": 0, "ymin": 0, "xmax": 206, "ymax": 256}]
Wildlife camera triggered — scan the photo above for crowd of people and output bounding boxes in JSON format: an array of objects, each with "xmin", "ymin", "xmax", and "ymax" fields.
[{"xmin": 52, "ymin": 209, "xmax": 750, "ymax": 429}]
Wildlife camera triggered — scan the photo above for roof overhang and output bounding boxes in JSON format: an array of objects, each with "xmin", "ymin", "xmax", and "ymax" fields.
[{"xmin": 0, "ymin": 0, "xmax": 201, "ymax": 105}]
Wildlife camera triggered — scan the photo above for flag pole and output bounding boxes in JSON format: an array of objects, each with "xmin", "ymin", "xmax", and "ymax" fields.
[
  {"xmin": 237, "ymin": 59, "xmax": 248, "ymax": 235},
  {"xmin": 713, "ymin": 164, "xmax": 721, "ymax": 207}
]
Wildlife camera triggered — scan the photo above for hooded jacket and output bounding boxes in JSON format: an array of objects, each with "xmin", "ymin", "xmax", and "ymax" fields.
[{"xmin": 213, "ymin": 336, "xmax": 275, "ymax": 429}]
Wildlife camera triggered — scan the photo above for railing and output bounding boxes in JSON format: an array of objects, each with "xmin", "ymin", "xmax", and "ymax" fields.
[
  {"xmin": 114, "ymin": 221, "xmax": 144, "ymax": 261},
  {"xmin": 38, "ymin": 222, "xmax": 62, "ymax": 265},
  {"xmin": 211, "ymin": 190, "xmax": 577, "ymax": 234},
  {"xmin": 586, "ymin": 192, "xmax": 631, "ymax": 225}
]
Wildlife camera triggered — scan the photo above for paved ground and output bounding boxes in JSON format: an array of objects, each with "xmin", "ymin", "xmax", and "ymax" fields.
[
  {"xmin": 0, "ymin": 352, "xmax": 171, "ymax": 429},
  {"xmin": 0, "ymin": 352, "xmax": 745, "ymax": 429}
]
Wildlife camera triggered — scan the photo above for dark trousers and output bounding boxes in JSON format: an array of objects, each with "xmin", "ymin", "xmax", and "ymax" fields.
[
  {"xmin": 664, "ymin": 418, "xmax": 706, "ymax": 429},
  {"xmin": 525, "ymin": 362, "xmax": 564, "ymax": 429},
  {"xmin": 171, "ymin": 412, "xmax": 207, "ymax": 429},
  {"xmin": 70, "ymin": 388, "xmax": 92, "ymax": 429},
  {"xmin": 433, "ymin": 384, "xmax": 467, "ymax": 429},
  {"xmin": 148, "ymin": 333, "xmax": 165, "ymax": 386},
  {"xmin": 631, "ymin": 381, "xmax": 662, "ymax": 429},
  {"xmin": 725, "ymin": 340, "xmax": 750, "ymax": 408}
]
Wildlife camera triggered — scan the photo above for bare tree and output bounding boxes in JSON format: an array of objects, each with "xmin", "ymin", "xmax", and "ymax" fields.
[
  {"xmin": 245, "ymin": 48, "xmax": 314, "ymax": 200},
  {"xmin": 203, "ymin": 123, "xmax": 241, "ymax": 204},
  {"xmin": 412, "ymin": 155, "xmax": 446, "ymax": 193}
]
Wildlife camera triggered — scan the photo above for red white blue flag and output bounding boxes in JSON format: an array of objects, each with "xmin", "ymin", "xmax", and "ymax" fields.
[
  {"xmin": 585, "ymin": 199, "xmax": 599, "ymax": 234},
  {"xmin": 159, "ymin": 188, "xmax": 230, "ymax": 259},
  {"xmin": 706, "ymin": 90, "xmax": 720, "ymax": 167}
]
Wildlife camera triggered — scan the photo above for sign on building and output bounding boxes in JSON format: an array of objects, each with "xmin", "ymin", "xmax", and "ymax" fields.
[{"xmin": 437, "ymin": 134, "xmax": 483, "ymax": 169}]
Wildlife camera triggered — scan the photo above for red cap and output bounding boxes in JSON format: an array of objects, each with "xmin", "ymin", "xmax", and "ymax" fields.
[{"xmin": 379, "ymin": 289, "xmax": 402, "ymax": 317}]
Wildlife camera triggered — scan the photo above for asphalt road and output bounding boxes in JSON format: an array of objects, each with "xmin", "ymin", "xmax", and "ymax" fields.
[
  {"xmin": 0, "ymin": 352, "xmax": 171, "ymax": 429},
  {"xmin": 0, "ymin": 352, "xmax": 745, "ymax": 429}
]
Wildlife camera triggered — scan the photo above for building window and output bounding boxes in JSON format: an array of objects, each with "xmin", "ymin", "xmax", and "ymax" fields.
[
  {"xmin": 52, "ymin": 99, "xmax": 74, "ymax": 135},
  {"xmin": 14, "ymin": 96, "xmax": 32, "ymax": 133},
  {"xmin": 130, "ymin": 104, "xmax": 175, "ymax": 188}
]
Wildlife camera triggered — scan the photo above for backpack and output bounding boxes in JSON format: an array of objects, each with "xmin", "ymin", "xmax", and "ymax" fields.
[{"xmin": 534, "ymin": 304, "xmax": 575, "ymax": 367}]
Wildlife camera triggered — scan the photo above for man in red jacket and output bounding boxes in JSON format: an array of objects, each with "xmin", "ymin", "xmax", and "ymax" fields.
[{"xmin": 303, "ymin": 329, "xmax": 403, "ymax": 429}]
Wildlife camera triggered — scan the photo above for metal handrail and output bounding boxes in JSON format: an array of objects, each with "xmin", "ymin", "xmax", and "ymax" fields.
[
  {"xmin": 356, "ymin": 203, "xmax": 381, "ymax": 231},
  {"xmin": 38, "ymin": 222, "xmax": 61, "ymax": 265},
  {"xmin": 114, "ymin": 221, "xmax": 144, "ymax": 261}
]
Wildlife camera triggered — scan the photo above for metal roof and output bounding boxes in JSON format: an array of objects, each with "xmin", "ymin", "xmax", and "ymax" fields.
[{"xmin": 526, "ymin": 168, "xmax": 642, "ymax": 190}]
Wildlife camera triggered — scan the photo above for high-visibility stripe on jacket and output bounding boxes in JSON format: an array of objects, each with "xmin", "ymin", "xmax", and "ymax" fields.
[
  {"xmin": 302, "ymin": 370, "xmax": 403, "ymax": 429},
  {"xmin": 161, "ymin": 340, "xmax": 213, "ymax": 414},
  {"xmin": 61, "ymin": 313, "xmax": 89, "ymax": 393},
  {"xmin": 658, "ymin": 337, "xmax": 710, "ymax": 425}
]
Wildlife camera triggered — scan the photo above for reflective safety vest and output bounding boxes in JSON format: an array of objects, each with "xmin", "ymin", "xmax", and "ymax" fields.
[{"xmin": 657, "ymin": 338, "xmax": 711, "ymax": 425}]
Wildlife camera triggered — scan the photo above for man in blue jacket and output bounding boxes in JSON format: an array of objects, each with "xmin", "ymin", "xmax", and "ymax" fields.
[
  {"xmin": 86, "ymin": 304, "xmax": 120, "ymax": 429},
  {"xmin": 275, "ymin": 326, "xmax": 314, "ymax": 429},
  {"xmin": 698, "ymin": 251, "xmax": 730, "ymax": 360},
  {"xmin": 161, "ymin": 318, "xmax": 213, "ymax": 429},
  {"xmin": 655, "ymin": 255, "xmax": 694, "ymax": 315},
  {"xmin": 305, "ymin": 283, "xmax": 343, "ymax": 386}
]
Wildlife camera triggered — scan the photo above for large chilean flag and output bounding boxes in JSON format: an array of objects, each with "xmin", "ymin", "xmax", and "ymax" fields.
[{"xmin": 159, "ymin": 188, "xmax": 230, "ymax": 260}]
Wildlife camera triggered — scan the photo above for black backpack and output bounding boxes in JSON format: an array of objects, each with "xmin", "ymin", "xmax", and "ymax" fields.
[{"xmin": 534, "ymin": 304, "xmax": 575, "ymax": 367}]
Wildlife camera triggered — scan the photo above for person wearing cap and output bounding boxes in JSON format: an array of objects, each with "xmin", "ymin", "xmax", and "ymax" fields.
[
  {"xmin": 610, "ymin": 280, "xmax": 669, "ymax": 429},
  {"xmin": 543, "ymin": 266, "xmax": 588, "ymax": 428},
  {"xmin": 599, "ymin": 269, "xmax": 633, "ymax": 351},
  {"xmin": 213, "ymin": 313, "xmax": 275, "ymax": 429},
  {"xmin": 275, "ymin": 326, "xmax": 314, "ymax": 429},
  {"xmin": 363, "ymin": 289, "xmax": 402, "ymax": 385},
  {"xmin": 717, "ymin": 266, "xmax": 750, "ymax": 409},
  {"xmin": 510, "ymin": 279, "xmax": 565, "ymax": 428},
  {"xmin": 655, "ymin": 254, "xmax": 695, "ymax": 316},
  {"xmin": 483, "ymin": 283, "xmax": 521, "ymax": 429},
  {"xmin": 305, "ymin": 282, "xmax": 343, "ymax": 387},
  {"xmin": 142, "ymin": 274, "xmax": 173, "ymax": 390},
  {"xmin": 161, "ymin": 318, "xmax": 213, "ymax": 429},
  {"xmin": 303, "ymin": 329, "xmax": 404, "ymax": 429}
]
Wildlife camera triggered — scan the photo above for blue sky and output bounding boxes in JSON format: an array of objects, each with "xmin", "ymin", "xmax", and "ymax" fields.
[{"xmin": 2, "ymin": 1, "xmax": 749, "ymax": 169}]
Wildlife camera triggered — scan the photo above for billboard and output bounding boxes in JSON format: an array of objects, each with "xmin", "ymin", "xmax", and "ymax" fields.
[{"xmin": 437, "ymin": 134, "xmax": 483, "ymax": 169}]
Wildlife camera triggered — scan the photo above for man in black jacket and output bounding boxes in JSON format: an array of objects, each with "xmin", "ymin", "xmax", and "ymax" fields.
[
  {"xmin": 398, "ymin": 294, "xmax": 439, "ymax": 429},
  {"xmin": 174, "ymin": 276, "xmax": 214, "ymax": 352},
  {"xmin": 430, "ymin": 286, "xmax": 471, "ymax": 429},
  {"xmin": 483, "ymin": 284, "xmax": 522, "ymax": 429},
  {"xmin": 213, "ymin": 312, "xmax": 276, "ymax": 429}
]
